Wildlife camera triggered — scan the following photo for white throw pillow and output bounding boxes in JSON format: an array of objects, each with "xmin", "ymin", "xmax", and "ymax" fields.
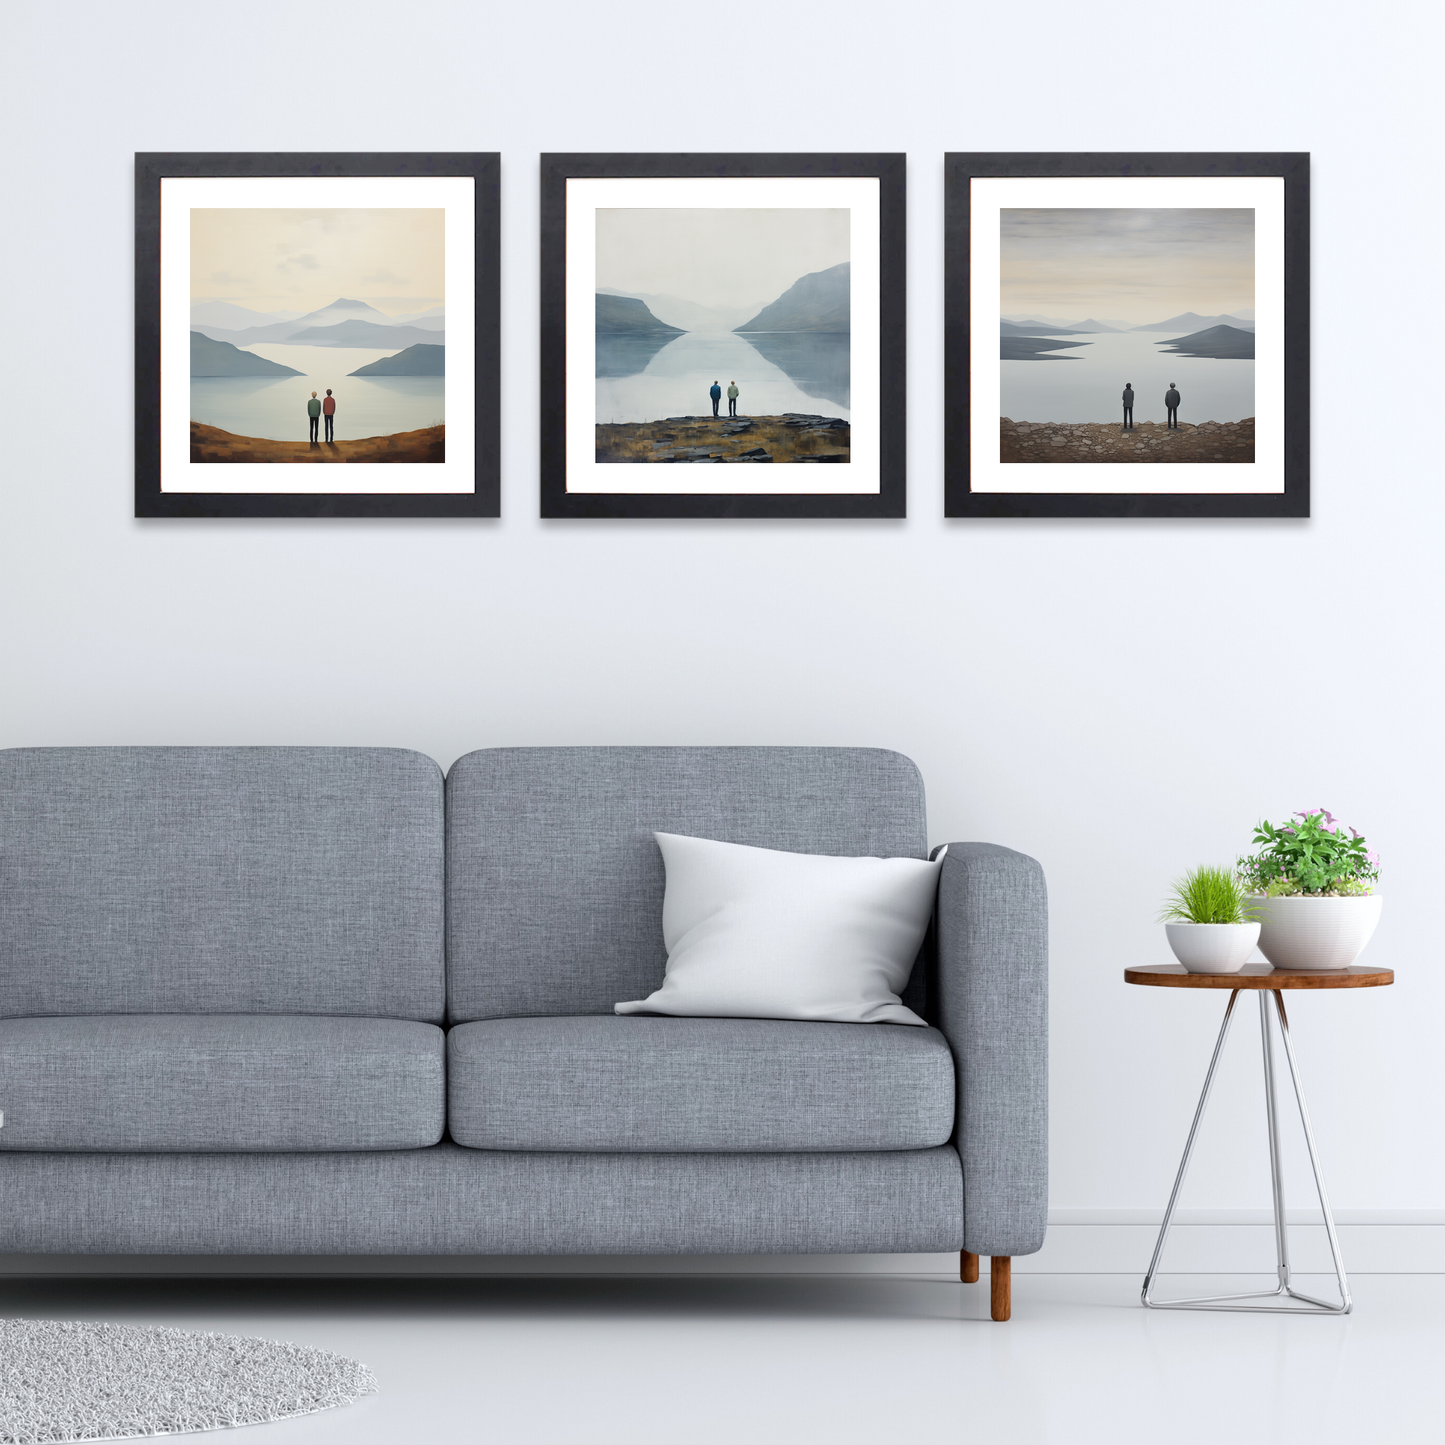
[{"xmin": 614, "ymin": 833, "xmax": 944, "ymax": 1026}]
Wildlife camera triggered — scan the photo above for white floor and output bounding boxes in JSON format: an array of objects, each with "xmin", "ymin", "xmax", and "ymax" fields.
[{"xmin": 1, "ymin": 1271, "xmax": 1439, "ymax": 1444}]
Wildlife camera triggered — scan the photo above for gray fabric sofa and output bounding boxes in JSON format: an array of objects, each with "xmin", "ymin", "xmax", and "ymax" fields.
[{"xmin": 0, "ymin": 745, "xmax": 1047, "ymax": 1318}]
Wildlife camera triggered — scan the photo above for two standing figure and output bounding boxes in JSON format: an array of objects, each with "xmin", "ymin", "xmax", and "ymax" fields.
[
  {"xmin": 1121, "ymin": 382, "xmax": 1183, "ymax": 430},
  {"xmin": 307, "ymin": 389, "xmax": 338, "ymax": 442},
  {"xmin": 710, "ymin": 381, "xmax": 741, "ymax": 418}
]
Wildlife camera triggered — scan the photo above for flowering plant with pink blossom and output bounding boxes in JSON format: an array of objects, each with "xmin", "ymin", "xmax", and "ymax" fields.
[{"xmin": 1237, "ymin": 808, "xmax": 1380, "ymax": 897}]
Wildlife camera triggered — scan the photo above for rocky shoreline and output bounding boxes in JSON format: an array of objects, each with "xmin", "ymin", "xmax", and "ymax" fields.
[
  {"xmin": 1000, "ymin": 417, "xmax": 1254, "ymax": 463},
  {"xmin": 596, "ymin": 414, "xmax": 850, "ymax": 464}
]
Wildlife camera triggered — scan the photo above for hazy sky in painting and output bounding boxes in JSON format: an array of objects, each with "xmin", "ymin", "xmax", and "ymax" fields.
[
  {"xmin": 596, "ymin": 208, "xmax": 849, "ymax": 310},
  {"xmin": 191, "ymin": 209, "xmax": 444, "ymax": 315},
  {"xmin": 1001, "ymin": 209, "xmax": 1254, "ymax": 322}
]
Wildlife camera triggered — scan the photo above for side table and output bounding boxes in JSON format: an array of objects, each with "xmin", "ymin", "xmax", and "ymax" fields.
[{"xmin": 1125, "ymin": 962, "xmax": 1393, "ymax": 1314}]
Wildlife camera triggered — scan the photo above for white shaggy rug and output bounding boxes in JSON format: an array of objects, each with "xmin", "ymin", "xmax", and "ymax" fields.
[{"xmin": 0, "ymin": 1318, "xmax": 377, "ymax": 1443}]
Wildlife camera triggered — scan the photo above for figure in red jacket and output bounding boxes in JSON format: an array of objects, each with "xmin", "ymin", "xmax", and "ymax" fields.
[{"xmin": 322, "ymin": 389, "xmax": 337, "ymax": 442}]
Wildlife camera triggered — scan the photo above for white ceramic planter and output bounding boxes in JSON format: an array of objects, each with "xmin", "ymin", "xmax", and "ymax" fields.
[
  {"xmin": 1249, "ymin": 893, "xmax": 1384, "ymax": 971},
  {"xmin": 1165, "ymin": 921, "xmax": 1262, "ymax": 974}
]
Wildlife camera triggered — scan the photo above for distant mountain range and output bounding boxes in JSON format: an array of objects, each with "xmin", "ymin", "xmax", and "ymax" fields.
[
  {"xmin": 190, "ymin": 298, "xmax": 445, "ymax": 347},
  {"xmin": 735, "ymin": 263, "xmax": 850, "ymax": 333},
  {"xmin": 190, "ymin": 331, "xmax": 302, "ymax": 377},
  {"xmin": 596, "ymin": 293, "xmax": 685, "ymax": 335},
  {"xmin": 598, "ymin": 289, "xmax": 759, "ymax": 333},
  {"xmin": 1000, "ymin": 318, "xmax": 1127, "ymax": 334},
  {"xmin": 378, "ymin": 305, "xmax": 445, "ymax": 328},
  {"xmin": 286, "ymin": 319, "xmax": 446, "ymax": 348},
  {"xmin": 1153, "ymin": 324, "xmax": 1255, "ymax": 360},
  {"xmin": 1131, "ymin": 312, "xmax": 1255, "ymax": 333},
  {"xmin": 349, "ymin": 343, "xmax": 444, "ymax": 376},
  {"xmin": 1001, "ymin": 321, "xmax": 1086, "ymax": 336},
  {"xmin": 190, "ymin": 301, "xmax": 305, "ymax": 329}
]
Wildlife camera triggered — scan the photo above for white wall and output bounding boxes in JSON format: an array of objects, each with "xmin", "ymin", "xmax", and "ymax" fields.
[{"xmin": 3, "ymin": 0, "xmax": 1441, "ymax": 1263}]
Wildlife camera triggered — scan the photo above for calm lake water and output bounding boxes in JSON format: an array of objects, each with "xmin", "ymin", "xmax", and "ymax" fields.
[
  {"xmin": 1001, "ymin": 329, "xmax": 1253, "ymax": 426},
  {"xmin": 596, "ymin": 331, "xmax": 849, "ymax": 424},
  {"xmin": 190, "ymin": 343, "xmax": 444, "ymax": 443}
]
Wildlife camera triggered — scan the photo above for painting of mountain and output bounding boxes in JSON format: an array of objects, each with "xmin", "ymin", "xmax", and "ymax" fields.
[
  {"xmin": 285, "ymin": 319, "xmax": 445, "ymax": 348},
  {"xmin": 190, "ymin": 301, "xmax": 305, "ymax": 330},
  {"xmin": 190, "ymin": 331, "xmax": 303, "ymax": 376},
  {"xmin": 188, "ymin": 207, "xmax": 445, "ymax": 455},
  {"xmin": 1130, "ymin": 311, "xmax": 1255, "ymax": 332},
  {"xmin": 191, "ymin": 298, "xmax": 443, "ymax": 347},
  {"xmin": 598, "ymin": 289, "xmax": 760, "ymax": 333},
  {"xmin": 349, "ymin": 343, "xmax": 445, "ymax": 376},
  {"xmin": 734, "ymin": 262, "xmax": 850, "ymax": 333},
  {"xmin": 998, "ymin": 207, "xmax": 1255, "ymax": 447},
  {"xmin": 1001, "ymin": 321, "xmax": 1086, "ymax": 336},
  {"xmin": 592, "ymin": 206, "xmax": 851, "ymax": 454},
  {"xmin": 1000, "ymin": 335, "xmax": 1091, "ymax": 360},
  {"xmin": 1153, "ymin": 324, "xmax": 1255, "ymax": 360},
  {"xmin": 596, "ymin": 294, "xmax": 685, "ymax": 335}
]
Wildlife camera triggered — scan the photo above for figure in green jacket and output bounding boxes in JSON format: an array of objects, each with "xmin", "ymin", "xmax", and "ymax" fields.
[
  {"xmin": 307, "ymin": 391, "xmax": 321, "ymax": 443},
  {"xmin": 726, "ymin": 381, "xmax": 740, "ymax": 418}
]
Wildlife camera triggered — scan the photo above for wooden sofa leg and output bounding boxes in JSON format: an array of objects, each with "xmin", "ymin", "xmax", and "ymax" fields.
[
  {"xmin": 960, "ymin": 1250, "xmax": 979, "ymax": 1283},
  {"xmin": 990, "ymin": 1257, "xmax": 1012, "ymax": 1321}
]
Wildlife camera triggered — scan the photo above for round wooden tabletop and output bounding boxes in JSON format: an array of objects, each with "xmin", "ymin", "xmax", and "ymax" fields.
[{"xmin": 1125, "ymin": 963, "xmax": 1393, "ymax": 990}]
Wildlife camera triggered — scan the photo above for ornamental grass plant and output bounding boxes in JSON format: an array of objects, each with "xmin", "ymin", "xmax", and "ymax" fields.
[{"xmin": 1158, "ymin": 865, "xmax": 1259, "ymax": 925}]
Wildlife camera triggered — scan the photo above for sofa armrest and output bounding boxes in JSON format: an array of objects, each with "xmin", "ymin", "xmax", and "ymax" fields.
[{"xmin": 933, "ymin": 841, "xmax": 1048, "ymax": 1257}]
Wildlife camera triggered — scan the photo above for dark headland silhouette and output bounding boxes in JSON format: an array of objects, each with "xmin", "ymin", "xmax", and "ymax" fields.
[
  {"xmin": 349, "ymin": 343, "xmax": 445, "ymax": 377},
  {"xmin": 190, "ymin": 331, "xmax": 302, "ymax": 377}
]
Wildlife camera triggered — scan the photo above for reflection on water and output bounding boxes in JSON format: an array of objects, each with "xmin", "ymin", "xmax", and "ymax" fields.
[
  {"xmin": 191, "ymin": 342, "xmax": 444, "ymax": 442},
  {"xmin": 1001, "ymin": 329, "xmax": 1253, "ymax": 425},
  {"xmin": 736, "ymin": 332, "xmax": 849, "ymax": 410},
  {"xmin": 595, "ymin": 330, "xmax": 851, "ymax": 424},
  {"xmin": 596, "ymin": 334, "xmax": 680, "ymax": 378}
]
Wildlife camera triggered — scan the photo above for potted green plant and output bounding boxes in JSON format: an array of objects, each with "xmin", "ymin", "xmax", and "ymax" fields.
[
  {"xmin": 1159, "ymin": 865, "xmax": 1261, "ymax": 974},
  {"xmin": 1237, "ymin": 808, "xmax": 1382, "ymax": 971}
]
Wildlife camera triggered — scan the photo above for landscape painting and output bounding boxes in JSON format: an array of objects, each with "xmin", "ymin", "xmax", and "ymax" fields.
[
  {"xmin": 541, "ymin": 154, "xmax": 905, "ymax": 519},
  {"xmin": 593, "ymin": 208, "xmax": 851, "ymax": 466},
  {"xmin": 189, "ymin": 207, "xmax": 446, "ymax": 464},
  {"xmin": 944, "ymin": 153, "xmax": 1309, "ymax": 519},
  {"xmin": 136, "ymin": 153, "xmax": 499, "ymax": 518},
  {"xmin": 998, "ymin": 209, "xmax": 1256, "ymax": 465}
]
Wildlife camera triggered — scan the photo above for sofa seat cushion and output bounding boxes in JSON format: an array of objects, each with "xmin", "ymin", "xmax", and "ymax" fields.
[
  {"xmin": 447, "ymin": 1015, "xmax": 955, "ymax": 1152},
  {"xmin": 0, "ymin": 1016, "xmax": 444, "ymax": 1152}
]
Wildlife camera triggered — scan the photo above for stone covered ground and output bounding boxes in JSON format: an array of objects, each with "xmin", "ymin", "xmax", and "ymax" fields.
[{"xmin": 999, "ymin": 417, "xmax": 1254, "ymax": 463}]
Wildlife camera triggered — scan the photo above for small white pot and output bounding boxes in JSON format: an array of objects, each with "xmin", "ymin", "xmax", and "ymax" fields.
[
  {"xmin": 1249, "ymin": 893, "xmax": 1383, "ymax": 971},
  {"xmin": 1165, "ymin": 921, "xmax": 1262, "ymax": 974}
]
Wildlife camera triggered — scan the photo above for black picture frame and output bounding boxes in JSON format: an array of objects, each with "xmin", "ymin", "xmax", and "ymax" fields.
[
  {"xmin": 540, "ymin": 153, "xmax": 906, "ymax": 519},
  {"xmin": 945, "ymin": 152, "xmax": 1309, "ymax": 518},
  {"xmin": 135, "ymin": 152, "xmax": 500, "ymax": 518}
]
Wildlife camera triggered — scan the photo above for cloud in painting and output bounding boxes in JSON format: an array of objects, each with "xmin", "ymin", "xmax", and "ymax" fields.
[
  {"xmin": 596, "ymin": 208, "xmax": 849, "ymax": 313},
  {"xmin": 1001, "ymin": 209, "xmax": 1254, "ymax": 324},
  {"xmin": 191, "ymin": 209, "xmax": 444, "ymax": 316}
]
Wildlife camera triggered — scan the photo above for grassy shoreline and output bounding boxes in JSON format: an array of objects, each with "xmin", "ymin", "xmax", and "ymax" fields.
[
  {"xmin": 596, "ymin": 414, "xmax": 850, "ymax": 464},
  {"xmin": 190, "ymin": 422, "xmax": 445, "ymax": 463}
]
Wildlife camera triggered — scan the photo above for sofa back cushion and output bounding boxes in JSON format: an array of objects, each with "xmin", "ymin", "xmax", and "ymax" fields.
[
  {"xmin": 445, "ymin": 747, "xmax": 928, "ymax": 1021},
  {"xmin": 0, "ymin": 747, "xmax": 444, "ymax": 1020}
]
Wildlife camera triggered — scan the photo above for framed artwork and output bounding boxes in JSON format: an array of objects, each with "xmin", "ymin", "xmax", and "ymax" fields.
[
  {"xmin": 540, "ymin": 153, "xmax": 906, "ymax": 519},
  {"xmin": 136, "ymin": 152, "xmax": 499, "ymax": 517},
  {"xmin": 945, "ymin": 153, "xmax": 1309, "ymax": 518}
]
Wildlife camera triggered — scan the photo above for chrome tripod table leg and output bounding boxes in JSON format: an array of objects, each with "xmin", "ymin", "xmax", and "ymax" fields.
[
  {"xmin": 1142, "ymin": 986, "xmax": 1353, "ymax": 1314},
  {"xmin": 1271, "ymin": 990, "xmax": 1352, "ymax": 1313}
]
